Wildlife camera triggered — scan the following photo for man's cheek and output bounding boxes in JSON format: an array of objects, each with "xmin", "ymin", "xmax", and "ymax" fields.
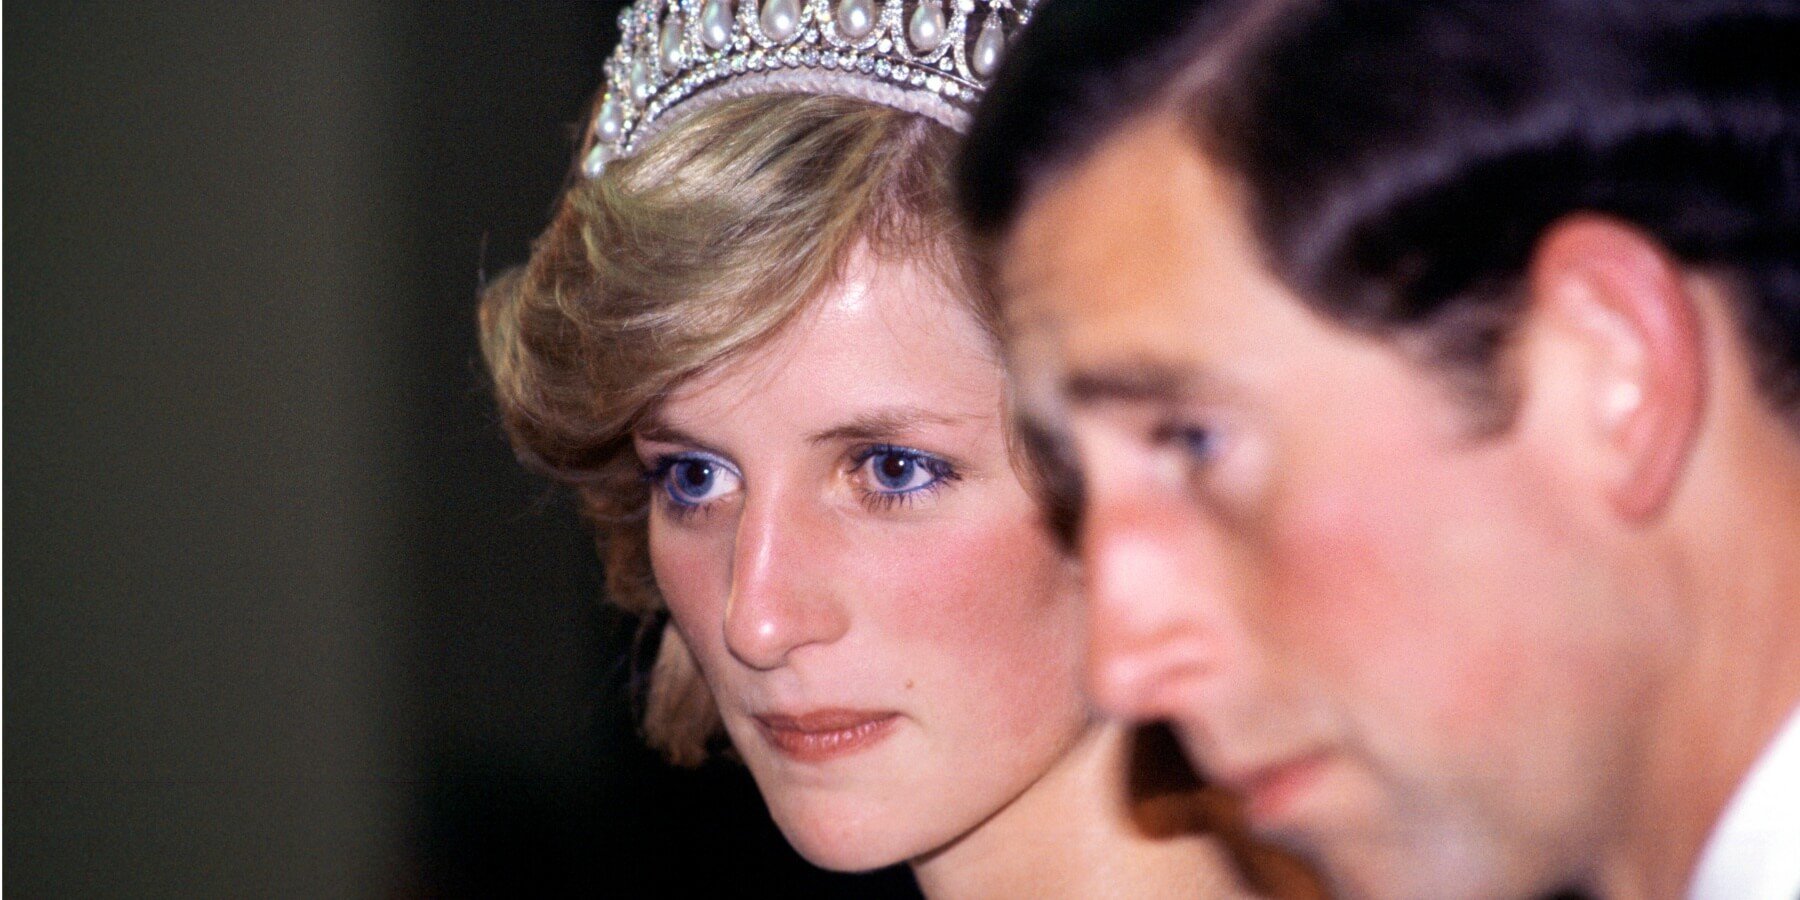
[{"xmin": 1266, "ymin": 486, "xmax": 1499, "ymax": 730}]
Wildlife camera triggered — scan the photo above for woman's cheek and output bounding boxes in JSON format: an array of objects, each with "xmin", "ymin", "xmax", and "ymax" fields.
[
  {"xmin": 872, "ymin": 504, "xmax": 1085, "ymax": 735},
  {"xmin": 649, "ymin": 519, "xmax": 733, "ymax": 643}
]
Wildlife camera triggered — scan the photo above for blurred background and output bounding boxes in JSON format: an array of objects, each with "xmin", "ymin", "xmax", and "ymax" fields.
[{"xmin": 7, "ymin": 3, "xmax": 918, "ymax": 895}]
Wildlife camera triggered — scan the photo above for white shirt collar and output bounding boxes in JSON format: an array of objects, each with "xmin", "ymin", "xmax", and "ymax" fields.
[{"xmin": 1688, "ymin": 702, "xmax": 1800, "ymax": 900}]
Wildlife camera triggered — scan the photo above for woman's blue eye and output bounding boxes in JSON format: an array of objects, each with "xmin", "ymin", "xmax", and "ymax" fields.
[
  {"xmin": 655, "ymin": 455, "xmax": 740, "ymax": 507},
  {"xmin": 862, "ymin": 447, "xmax": 946, "ymax": 494}
]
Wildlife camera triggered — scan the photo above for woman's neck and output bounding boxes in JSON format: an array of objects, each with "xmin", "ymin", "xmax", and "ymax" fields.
[{"xmin": 908, "ymin": 724, "xmax": 1257, "ymax": 900}]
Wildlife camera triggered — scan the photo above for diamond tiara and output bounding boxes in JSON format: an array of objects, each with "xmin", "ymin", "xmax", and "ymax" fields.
[{"xmin": 582, "ymin": 0, "xmax": 1036, "ymax": 177}]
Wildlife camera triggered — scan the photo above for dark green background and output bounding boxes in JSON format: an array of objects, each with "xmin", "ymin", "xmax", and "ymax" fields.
[{"xmin": 6, "ymin": 3, "xmax": 917, "ymax": 895}]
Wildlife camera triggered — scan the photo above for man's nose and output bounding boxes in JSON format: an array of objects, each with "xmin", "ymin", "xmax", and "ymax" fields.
[
  {"xmin": 1080, "ymin": 493, "xmax": 1229, "ymax": 721},
  {"xmin": 722, "ymin": 490, "xmax": 850, "ymax": 671}
]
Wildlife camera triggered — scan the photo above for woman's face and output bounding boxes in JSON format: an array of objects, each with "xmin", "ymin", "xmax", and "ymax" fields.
[{"xmin": 635, "ymin": 246, "xmax": 1092, "ymax": 870}]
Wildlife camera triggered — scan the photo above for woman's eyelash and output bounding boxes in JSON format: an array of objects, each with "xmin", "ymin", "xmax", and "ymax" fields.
[
  {"xmin": 640, "ymin": 446, "xmax": 962, "ymax": 516},
  {"xmin": 642, "ymin": 453, "xmax": 736, "ymax": 521},
  {"xmin": 641, "ymin": 457, "xmax": 696, "ymax": 521},
  {"xmin": 860, "ymin": 489, "xmax": 936, "ymax": 512},
  {"xmin": 849, "ymin": 444, "xmax": 962, "ymax": 510}
]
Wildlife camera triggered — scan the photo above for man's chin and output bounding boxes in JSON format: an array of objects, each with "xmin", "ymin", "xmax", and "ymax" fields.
[{"xmin": 1296, "ymin": 819, "xmax": 1549, "ymax": 900}]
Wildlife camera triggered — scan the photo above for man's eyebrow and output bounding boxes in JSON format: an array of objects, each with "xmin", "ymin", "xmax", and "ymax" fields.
[
  {"xmin": 807, "ymin": 407, "xmax": 974, "ymax": 445},
  {"xmin": 1062, "ymin": 360, "xmax": 1199, "ymax": 407}
]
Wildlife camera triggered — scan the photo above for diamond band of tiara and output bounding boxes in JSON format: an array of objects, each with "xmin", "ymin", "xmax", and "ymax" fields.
[{"xmin": 583, "ymin": 0, "xmax": 1036, "ymax": 177}]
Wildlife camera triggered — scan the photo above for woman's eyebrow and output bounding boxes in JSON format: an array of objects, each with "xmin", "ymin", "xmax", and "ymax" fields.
[
  {"xmin": 633, "ymin": 419, "xmax": 728, "ymax": 459},
  {"xmin": 807, "ymin": 407, "xmax": 973, "ymax": 445}
]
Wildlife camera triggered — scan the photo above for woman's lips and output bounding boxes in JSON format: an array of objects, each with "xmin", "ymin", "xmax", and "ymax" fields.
[{"xmin": 754, "ymin": 709, "xmax": 900, "ymax": 763}]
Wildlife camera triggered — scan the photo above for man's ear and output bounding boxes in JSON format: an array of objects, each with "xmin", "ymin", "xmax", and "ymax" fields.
[{"xmin": 1516, "ymin": 214, "xmax": 1707, "ymax": 521}]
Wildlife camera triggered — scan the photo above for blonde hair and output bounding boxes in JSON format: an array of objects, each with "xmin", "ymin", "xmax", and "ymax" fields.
[{"xmin": 479, "ymin": 92, "xmax": 989, "ymax": 765}]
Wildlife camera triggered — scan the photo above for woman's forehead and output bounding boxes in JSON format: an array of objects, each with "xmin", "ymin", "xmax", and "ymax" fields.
[{"xmin": 649, "ymin": 259, "xmax": 1005, "ymax": 440}]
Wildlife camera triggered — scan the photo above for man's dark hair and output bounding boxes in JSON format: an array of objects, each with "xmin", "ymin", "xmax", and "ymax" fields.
[{"xmin": 960, "ymin": 0, "xmax": 1800, "ymax": 423}]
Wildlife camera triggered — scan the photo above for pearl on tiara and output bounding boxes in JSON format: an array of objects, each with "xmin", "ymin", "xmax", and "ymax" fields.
[{"xmin": 580, "ymin": 0, "xmax": 1034, "ymax": 178}]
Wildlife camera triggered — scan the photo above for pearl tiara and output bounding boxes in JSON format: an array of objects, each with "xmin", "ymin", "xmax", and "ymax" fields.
[{"xmin": 582, "ymin": 0, "xmax": 1036, "ymax": 176}]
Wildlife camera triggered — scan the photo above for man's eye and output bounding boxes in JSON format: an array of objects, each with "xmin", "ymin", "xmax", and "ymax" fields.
[
  {"xmin": 1153, "ymin": 421, "xmax": 1219, "ymax": 462},
  {"xmin": 1171, "ymin": 425, "xmax": 1218, "ymax": 462}
]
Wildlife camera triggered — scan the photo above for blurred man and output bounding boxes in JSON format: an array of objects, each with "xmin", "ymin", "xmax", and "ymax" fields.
[{"xmin": 959, "ymin": 1, "xmax": 1800, "ymax": 897}]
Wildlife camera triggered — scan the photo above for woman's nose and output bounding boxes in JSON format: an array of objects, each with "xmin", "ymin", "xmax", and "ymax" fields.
[{"xmin": 722, "ymin": 492, "xmax": 850, "ymax": 671}]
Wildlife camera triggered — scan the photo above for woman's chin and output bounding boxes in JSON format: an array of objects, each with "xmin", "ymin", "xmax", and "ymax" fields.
[
  {"xmin": 780, "ymin": 829, "xmax": 913, "ymax": 873},
  {"xmin": 765, "ymin": 798, "xmax": 938, "ymax": 873},
  {"xmin": 789, "ymin": 840, "xmax": 906, "ymax": 874}
]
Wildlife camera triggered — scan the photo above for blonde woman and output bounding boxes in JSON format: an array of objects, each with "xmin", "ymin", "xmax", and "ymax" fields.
[{"xmin": 481, "ymin": 1, "xmax": 1316, "ymax": 895}]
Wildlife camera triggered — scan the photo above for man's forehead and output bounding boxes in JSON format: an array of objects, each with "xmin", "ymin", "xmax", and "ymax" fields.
[
  {"xmin": 1000, "ymin": 114, "xmax": 1212, "ymax": 299},
  {"xmin": 996, "ymin": 112, "xmax": 1264, "ymax": 377}
]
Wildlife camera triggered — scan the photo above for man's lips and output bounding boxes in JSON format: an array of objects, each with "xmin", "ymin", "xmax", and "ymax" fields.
[
  {"xmin": 753, "ymin": 709, "xmax": 900, "ymax": 762},
  {"xmin": 1214, "ymin": 751, "xmax": 1332, "ymax": 827}
]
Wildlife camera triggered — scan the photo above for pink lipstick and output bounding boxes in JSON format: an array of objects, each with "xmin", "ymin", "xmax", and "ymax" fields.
[{"xmin": 755, "ymin": 709, "xmax": 899, "ymax": 762}]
